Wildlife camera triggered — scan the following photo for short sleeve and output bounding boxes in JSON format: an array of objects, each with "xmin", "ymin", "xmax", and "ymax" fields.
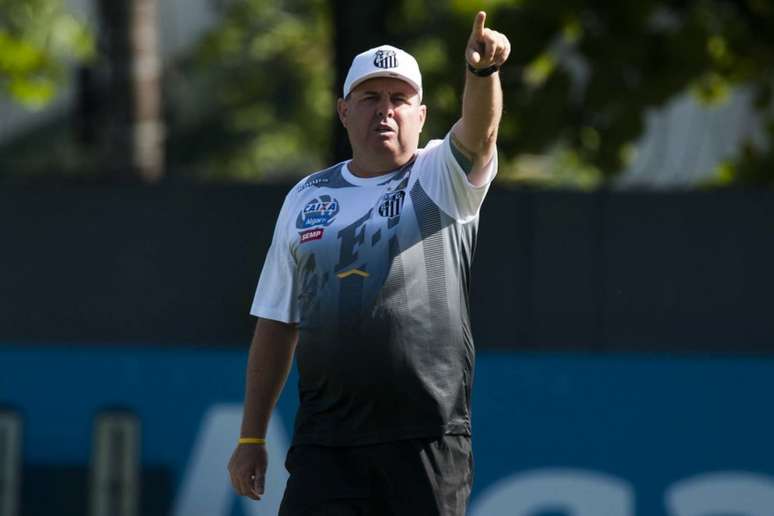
[
  {"xmin": 416, "ymin": 132, "xmax": 498, "ymax": 224},
  {"xmin": 250, "ymin": 192, "xmax": 300, "ymax": 323}
]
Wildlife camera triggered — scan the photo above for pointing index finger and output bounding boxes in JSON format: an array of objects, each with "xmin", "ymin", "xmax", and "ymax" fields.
[{"xmin": 473, "ymin": 11, "xmax": 486, "ymax": 37}]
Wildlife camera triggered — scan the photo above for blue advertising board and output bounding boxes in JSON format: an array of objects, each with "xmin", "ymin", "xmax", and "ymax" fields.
[{"xmin": 1, "ymin": 346, "xmax": 773, "ymax": 515}]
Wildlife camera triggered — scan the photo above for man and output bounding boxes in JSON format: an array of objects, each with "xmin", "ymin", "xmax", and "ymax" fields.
[{"xmin": 229, "ymin": 11, "xmax": 510, "ymax": 515}]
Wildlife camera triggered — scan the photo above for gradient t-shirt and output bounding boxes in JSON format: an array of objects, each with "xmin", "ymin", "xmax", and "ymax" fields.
[{"xmin": 251, "ymin": 133, "xmax": 497, "ymax": 446}]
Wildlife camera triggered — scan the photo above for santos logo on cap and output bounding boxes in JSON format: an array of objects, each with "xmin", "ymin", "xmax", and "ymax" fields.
[
  {"xmin": 374, "ymin": 49, "xmax": 398, "ymax": 69},
  {"xmin": 342, "ymin": 44, "xmax": 423, "ymax": 100}
]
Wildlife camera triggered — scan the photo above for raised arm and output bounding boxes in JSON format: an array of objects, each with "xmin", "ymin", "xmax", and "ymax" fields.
[{"xmin": 451, "ymin": 11, "xmax": 511, "ymax": 187}]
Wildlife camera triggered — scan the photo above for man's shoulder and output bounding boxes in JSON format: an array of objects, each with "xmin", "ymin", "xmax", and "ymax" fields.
[
  {"xmin": 415, "ymin": 135, "xmax": 450, "ymax": 166},
  {"xmin": 419, "ymin": 137, "xmax": 447, "ymax": 153},
  {"xmin": 291, "ymin": 162, "xmax": 350, "ymax": 195}
]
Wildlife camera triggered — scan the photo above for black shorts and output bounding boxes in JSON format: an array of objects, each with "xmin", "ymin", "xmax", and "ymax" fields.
[{"xmin": 278, "ymin": 435, "xmax": 473, "ymax": 516}]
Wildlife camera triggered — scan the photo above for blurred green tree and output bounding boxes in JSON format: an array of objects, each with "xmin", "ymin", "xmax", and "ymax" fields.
[
  {"xmin": 0, "ymin": 0, "xmax": 92, "ymax": 108},
  {"xmin": 2, "ymin": 0, "xmax": 773, "ymax": 187},
  {"xmin": 390, "ymin": 0, "xmax": 774, "ymax": 188},
  {"xmin": 165, "ymin": 0, "xmax": 334, "ymax": 182},
  {"xmin": 174, "ymin": 0, "xmax": 773, "ymax": 187}
]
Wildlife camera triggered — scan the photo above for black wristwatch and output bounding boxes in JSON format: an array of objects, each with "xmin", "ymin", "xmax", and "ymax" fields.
[{"xmin": 467, "ymin": 62, "xmax": 499, "ymax": 77}]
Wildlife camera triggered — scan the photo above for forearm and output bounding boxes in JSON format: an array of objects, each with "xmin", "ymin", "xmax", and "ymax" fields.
[
  {"xmin": 240, "ymin": 317, "xmax": 298, "ymax": 438},
  {"xmin": 455, "ymin": 70, "xmax": 502, "ymax": 165}
]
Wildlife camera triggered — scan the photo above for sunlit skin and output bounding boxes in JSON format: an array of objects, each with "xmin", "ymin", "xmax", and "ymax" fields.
[{"xmin": 337, "ymin": 77, "xmax": 427, "ymax": 178}]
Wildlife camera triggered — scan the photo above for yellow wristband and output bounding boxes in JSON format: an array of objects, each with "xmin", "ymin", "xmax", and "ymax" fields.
[{"xmin": 238, "ymin": 437, "xmax": 266, "ymax": 445}]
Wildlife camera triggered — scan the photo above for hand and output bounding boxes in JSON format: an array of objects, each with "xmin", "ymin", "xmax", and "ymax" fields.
[
  {"xmin": 466, "ymin": 11, "xmax": 511, "ymax": 69},
  {"xmin": 228, "ymin": 444, "xmax": 268, "ymax": 500}
]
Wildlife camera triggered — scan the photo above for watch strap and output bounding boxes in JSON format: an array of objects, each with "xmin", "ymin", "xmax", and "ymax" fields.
[{"xmin": 467, "ymin": 62, "xmax": 499, "ymax": 77}]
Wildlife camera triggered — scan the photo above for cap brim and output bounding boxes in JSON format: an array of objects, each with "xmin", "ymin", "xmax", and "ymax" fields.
[{"xmin": 346, "ymin": 71, "xmax": 422, "ymax": 99}]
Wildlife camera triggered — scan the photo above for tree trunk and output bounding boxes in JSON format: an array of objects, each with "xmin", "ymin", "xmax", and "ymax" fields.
[
  {"xmin": 330, "ymin": 0, "xmax": 390, "ymax": 164},
  {"xmin": 95, "ymin": 0, "xmax": 164, "ymax": 183}
]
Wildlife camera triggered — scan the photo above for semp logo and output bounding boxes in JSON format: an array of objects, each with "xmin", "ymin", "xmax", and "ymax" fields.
[
  {"xmin": 374, "ymin": 49, "xmax": 398, "ymax": 69},
  {"xmin": 377, "ymin": 190, "xmax": 405, "ymax": 218},
  {"xmin": 296, "ymin": 195, "xmax": 340, "ymax": 229},
  {"xmin": 299, "ymin": 228, "xmax": 324, "ymax": 244}
]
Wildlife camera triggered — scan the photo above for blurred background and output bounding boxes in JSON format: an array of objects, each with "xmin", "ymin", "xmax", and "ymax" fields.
[{"xmin": 1, "ymin": 0, "xmax": 774, "ymax": 515}]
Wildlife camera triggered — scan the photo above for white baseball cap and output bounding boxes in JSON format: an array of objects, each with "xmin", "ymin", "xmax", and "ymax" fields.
[{"xmin": 343, "ymin": 44, "xmax": 423, "ymax": 100}]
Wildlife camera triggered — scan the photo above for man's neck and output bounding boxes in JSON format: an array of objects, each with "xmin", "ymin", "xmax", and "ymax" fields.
[{"xmin": 348, "ymin": 154, "xmax": 414, "ymax": 178}]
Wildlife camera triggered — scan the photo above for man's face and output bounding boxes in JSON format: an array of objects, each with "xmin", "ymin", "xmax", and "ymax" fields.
[{"xmin": 337, "ymin": 77, "xmax": 427, "ymax": 172}]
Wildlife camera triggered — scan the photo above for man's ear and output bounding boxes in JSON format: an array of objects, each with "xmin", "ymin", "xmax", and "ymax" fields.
[
  {"xmin": 336, "ymin": 98, "xmax": 348, "ymax": 128},
  {"xmin": 418, "ymin": 104, "xmax": 427, "ymax": 133}
]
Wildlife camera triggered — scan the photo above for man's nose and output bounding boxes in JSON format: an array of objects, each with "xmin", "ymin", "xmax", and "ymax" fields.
[{"xmin": 377, "ymin": 99, "xmax": 395, "ymax": 118}]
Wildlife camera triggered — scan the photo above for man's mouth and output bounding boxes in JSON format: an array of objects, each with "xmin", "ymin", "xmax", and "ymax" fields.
[{"xmin": 375, "ymin": 124, "xmax": 394, "ymax": 133}]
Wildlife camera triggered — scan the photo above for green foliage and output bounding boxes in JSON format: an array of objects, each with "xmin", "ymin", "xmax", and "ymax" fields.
[
  {"xmin": 166, "ymin": 0, "xmax": 333, "ymax": 182},
  {"xmin": 4, "ymin": 0, "xmax": 774, "ymax": 187},
  {"xmin": 0, "ymin": 0, "xmax": 93, "ymax": 109},
  {"xmin": 705, "ymin": 117, "xmax": 774, "ymax": 188},
  {"xmin": 390, "ymin": 0, "xmax": 774, "ymax": 188}
]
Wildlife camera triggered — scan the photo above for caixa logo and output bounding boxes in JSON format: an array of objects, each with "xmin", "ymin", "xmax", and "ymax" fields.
[
  {"xmin": 296, "ymin": 195, "xmax": 340, "ymax": 229},
  {"xmin": 469, "ymin": 469, "xmax": 774, "ymax": 516}
]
